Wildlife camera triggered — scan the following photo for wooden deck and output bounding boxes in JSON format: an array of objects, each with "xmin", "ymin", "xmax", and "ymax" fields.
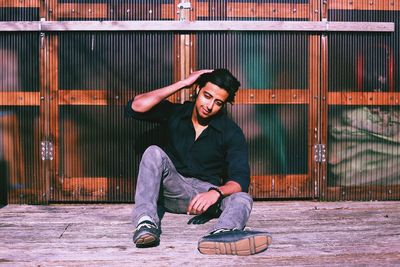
[{"xmin": 1, "ymin": 201, "xmax": 399, "ymax": 266}]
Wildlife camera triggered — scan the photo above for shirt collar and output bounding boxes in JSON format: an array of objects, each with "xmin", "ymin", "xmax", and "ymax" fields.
[{"xmin": 180, "ymin": 101, "xmax": 224, "ymax": 132}]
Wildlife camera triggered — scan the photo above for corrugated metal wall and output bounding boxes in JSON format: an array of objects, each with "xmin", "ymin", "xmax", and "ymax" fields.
[
  {"xmin": 326, "ymin": 2, "xmax": 400, "ymax": 200},
  {"xmin": 0, "ymin": 0, "xmax": 399, "ymax": 204}
]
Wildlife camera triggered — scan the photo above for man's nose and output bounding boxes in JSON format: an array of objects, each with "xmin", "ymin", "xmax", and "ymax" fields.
[{"xmin": 206, "ymin": 101, "xmax": 214, "ymax": 111}]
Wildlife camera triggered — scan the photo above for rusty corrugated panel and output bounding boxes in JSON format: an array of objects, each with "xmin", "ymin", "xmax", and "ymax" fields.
[
  {"xmin": 327, "ymin": 2, "xmax": 400, "ymax": 200},
  {"xmin": 195, "ymin": 0, "xmax": 312, "ymax": 21},
  {"xmin": 55, "ymin": 32, "xmax": 174, "ymax": 202},
  {"xmin": 50, "ymin": 1, "xmax": 174, "ymax": 202},
  {"xmin": 196, "ymin": 31, "xmax": 312, "ymax": 199},
  {"xmin": 55, "ymin": 0, "xmax": 176, "ymax": 21},
  {"xmin": 0, "ymin": 28, "xmax": 41, "ymax": 204}
]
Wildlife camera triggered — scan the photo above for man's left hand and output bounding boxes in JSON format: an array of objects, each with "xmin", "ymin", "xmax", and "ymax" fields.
[{"xmin": 187, "ymin": 190, "xmax": 220, "ymax": 215}]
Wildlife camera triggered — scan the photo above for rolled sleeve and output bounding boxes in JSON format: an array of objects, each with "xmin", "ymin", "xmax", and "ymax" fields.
[{"xmin": 225, "ymin": 129, "xmax": 250, "ymax": 192}]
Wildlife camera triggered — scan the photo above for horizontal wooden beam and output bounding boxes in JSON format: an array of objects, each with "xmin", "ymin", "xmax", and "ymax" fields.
[
  {"xmin": 326, "ymin": 185, "xmax": 400, "ymax": 201},
  {"xmin": 329, "ymin": 0, "xmax": 400, "ymax": 11},
  {"xmin": 328, "ymin": 92, "xmax": 400, "ymax": 105},
  {"xmin": 0, "ymin": 92, "xmax": 40, "ymax": 106},
  {"xmin": 0, "ymin": 21, "xmax": 394, "ymax": 32},
  {"xmin": 0, "ymin": 2, "xmax": 310, "ymax": 19},
  {"xmin": 58, "ymin": 90, "xmax": 108, "ymax": 106},
  {"xmin": 227, "ymin": 3, "xmax": 309, "ymax": 19},
  {"xmin": 59, "ymin": 89, "xmax": 310, "ymax": 106},
  {"xmin": 4, "ymin": 91, "xmax": 399, "ymax": 107},
  {"xmin": 2, "ymin": 1, "xmax": 400, "ymax": 16},
  {"xmin": 196, "ymin": 2, "xmax": 310, "ymax": 19},
  {"xmin": 325, "ymin": 21, "xmax": 394, "ymax": 32},
  {"xmin": 56, "ymin": 3, "xmax": 108, "ymax": 19},
  {"xmin": 54, "ymin": 176, "xmax": 133, "ymax": 202},
  {"xmin": 57, "ymin": 175, "xmax": 312, "ymax": 200},
  {"xmin": 235, "ymin": 89, "xmax": 309, "ymax": 105},
  {"xmin": 250, "ymin": 174, "xmax": 312, "ymax": 199},
  {"xmin": 0, "ymin": 0, "xmax": 39, "ymax": 8}
]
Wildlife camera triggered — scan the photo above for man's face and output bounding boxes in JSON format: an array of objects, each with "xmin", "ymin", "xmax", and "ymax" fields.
[{"xmin": 194, "ymin": 82, "xmax": 229, "ymax": 120}]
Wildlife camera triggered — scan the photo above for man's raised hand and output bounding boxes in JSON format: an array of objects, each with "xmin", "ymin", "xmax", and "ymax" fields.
[{"xmin": 181, "ymin": 69, "xmax": 213, "ymax": 88}]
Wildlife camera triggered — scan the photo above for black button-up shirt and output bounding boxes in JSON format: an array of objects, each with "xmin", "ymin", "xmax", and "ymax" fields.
[{"xmin": 126, "ymin": 99, "xmax": 250, "ymax": 192}]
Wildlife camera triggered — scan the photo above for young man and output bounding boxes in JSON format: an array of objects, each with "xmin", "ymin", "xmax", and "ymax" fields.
[{"xmin": 126, "ymin": 69, "xmax": 272, "ymax": 255}]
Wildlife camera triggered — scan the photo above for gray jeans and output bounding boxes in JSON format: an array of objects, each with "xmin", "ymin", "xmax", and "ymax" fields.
[{"xmin": 132, "ymin": 145, "xmax": 253, "ymax": 232}]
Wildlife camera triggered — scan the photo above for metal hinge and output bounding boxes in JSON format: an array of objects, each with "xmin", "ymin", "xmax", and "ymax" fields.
[
  {"xmin": 313, "ymin": 144, "xmax": 326, "ymax": 163},
  {"xmin": 41, "ymin": 141, "xmax": 54, "ymax": 161},
  {"xmin": 177, "ymin": 1, "xmax": 191, "ymax": 21}
]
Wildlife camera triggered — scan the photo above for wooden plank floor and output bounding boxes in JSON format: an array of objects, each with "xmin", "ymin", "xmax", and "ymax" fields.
[{"xmin": 1, "ymin": 201, "xmax": 400, "ymax": 266}]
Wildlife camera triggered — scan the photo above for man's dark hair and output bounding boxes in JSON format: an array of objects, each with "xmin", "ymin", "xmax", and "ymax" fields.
[{"xmin": 196, "ymin": 69, "xmax": 241, "ymax": 104}]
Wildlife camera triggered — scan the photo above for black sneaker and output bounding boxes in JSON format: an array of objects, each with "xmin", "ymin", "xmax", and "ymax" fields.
[
  {"xmin": 198, "ymin": 228, "xmax": 272, "ymax": 256},
  {"xmin": 132, "ymin": 220, "xmax": 161, "ymax": 248}
]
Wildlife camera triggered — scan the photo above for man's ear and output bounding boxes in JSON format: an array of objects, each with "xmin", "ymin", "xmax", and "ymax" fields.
[{"xmin": 192, "ymin": 86, "xmax": 200, "ymax": 100}]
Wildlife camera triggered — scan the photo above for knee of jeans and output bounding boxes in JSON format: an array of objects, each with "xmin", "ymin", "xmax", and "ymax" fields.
[
  {"xmin": 143, "ymin": 145, "xmax": 165, "ymax": 161},
  {"xmin": 229, "ymin": 192, "xmax": 253, "ymax": 209}
]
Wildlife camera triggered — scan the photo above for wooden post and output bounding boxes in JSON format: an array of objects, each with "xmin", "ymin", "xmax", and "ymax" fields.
[
  {"xmin": 309, "ymin": 0, "xmax": 322, "ymax": 199},
  {"xmin": 38, "ymin": 30, "xmax": 49, "ymax": 204},
  {"xmin": 173, "ymin": 0, "xmax": 196, "ymax": 103},
  {"xmin": 320, "ymin": 0, "xmax": 329, "ymax": 200},
  {"xmin": 48, "ymin": 35, "xmax": 59, "ymax": 202}
]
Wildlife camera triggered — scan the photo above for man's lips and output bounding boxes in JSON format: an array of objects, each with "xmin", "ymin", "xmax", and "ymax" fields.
[{"xmin": 201, "ymin": 107, "xmax": 210, "ymax": 115}]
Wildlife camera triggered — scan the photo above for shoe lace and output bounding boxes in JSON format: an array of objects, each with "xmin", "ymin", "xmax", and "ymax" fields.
[
  {"xmin": 136, "ymin": 221, "xmax": 157, "ymax": 231},
  {"xmin": 210, "ymin": 228, "xmax": 240, "ymax": 235}
]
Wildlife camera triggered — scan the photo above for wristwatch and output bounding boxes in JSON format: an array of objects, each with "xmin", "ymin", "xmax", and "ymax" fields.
[{"xmin": 208, "ymin": 187, "xmax": 224, "ymax": 200}]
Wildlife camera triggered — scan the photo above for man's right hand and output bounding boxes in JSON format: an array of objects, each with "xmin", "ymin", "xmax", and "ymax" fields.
[{"xmin": 181, "ymin": 69, "xmax": 213, "ymax": 88}]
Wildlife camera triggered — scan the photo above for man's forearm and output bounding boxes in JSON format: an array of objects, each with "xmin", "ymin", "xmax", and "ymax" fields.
[
  {"xmin": 218, "ymin": 181, "xmax": 242, "ymax": 196},
  {"xmin": 131, "ymin": 69, "xmax": 213, "ymax": 113},
  {"xmin": 131, "ymin": 80, "xmax": 187, "ymax": 113}
]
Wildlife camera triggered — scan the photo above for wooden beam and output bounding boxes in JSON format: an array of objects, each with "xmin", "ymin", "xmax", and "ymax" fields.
[
  {"xmin": 0, "ymin": 0, "xmax": 39, "ymax": 8},
  {"xmin": 329, "ymin": 0, "xmax": 399, "ymax": 11},
  {"xmin": 57, "ymin": 89, "xmax": 309, "ymax": 106},
  {"xmin": 38, "ymin": 30, "xmax": 49, "ymax": 205},
  {"xmin": 0, "ymin": 22, "xmax": 40, "ymax": 31},
  {"xmin": 326, "ymin": 185, "xmax": 400, "ymax": 201},
  {"xmin": 56, "ymin": 3, "xmax": 108, "ymax": 19},
  {"xmin": 326, "ymin": 21, "xmax": 394, "ymax": 32},
  {"xmin": 0, "ymin": 21, "xmax": 394, "ymax": 32},
  {"xmin": 54, "ymin": 176, "xmax": 133, "ymax": 202},
  {"xmin": 48, "ymin": 35, "xmax": 59, "ymax": 202},
  {"xmin": 328, "ymin": 92, "xmax": 400, "ymax": 105},
  {"xmin": 320, "ymin": 33, "xmax": 329, "ymax": 200},
  {"xmin": 11, "ymin": 90, "xmax": 400, "ymax": 107},
  {"xmin": 250, "ymin": 175, "xmax": 312, "ymax": 199},
  {"xmin": 235, "ymin": 89, "xmax": 309, "ymax": 105},
  {"xmin": 58, "ymin": 90, "xmax": 134, "ymax": 106},
  {"xmin": 227, "ymin": 3, "xmax": 309, "ymax": 19},
  {"xmin": 62, "ymin": 177, "xmax": 108, "ymax": 194},
  {"xmin": 309, "ymin": 34, "xmax": 321, "ymax": 199},
  {"xmin": 0, "ymin": 92, "xmax": 40, "ymax": 106},
  {"xmin": 58, "ymin": 90, "xmax": 108, "ymax": 106}
]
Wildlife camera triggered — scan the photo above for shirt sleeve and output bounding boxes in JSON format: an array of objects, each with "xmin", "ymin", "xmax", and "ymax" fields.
[
  {"xmin": 125, "ymin": 98, "xmax": 177, "ymax": 123},
  {"xmin": 224, "ymin": 128, "xmax": 250, "ymax": 192}
]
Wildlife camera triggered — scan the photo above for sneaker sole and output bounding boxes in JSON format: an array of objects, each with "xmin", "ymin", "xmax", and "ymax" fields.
[
  {"xmin": 198, "ymin": 235, "xmax": 272, "ymax": 256},
  {"xmin": 134, "ymin": 233, "xmax": 159, "ymax": 248}
]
